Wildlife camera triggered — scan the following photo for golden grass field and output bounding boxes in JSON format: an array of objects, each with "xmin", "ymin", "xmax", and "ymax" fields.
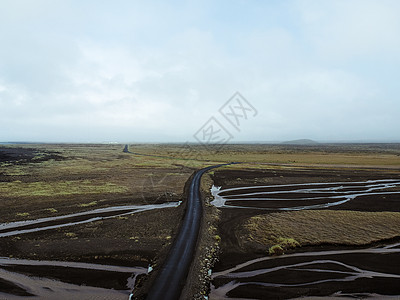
[
  {"xmin": 1, "ymin": 143, "xmax": 400, "ymax": 298},
  {"xmin": 245, "ymin": 210, "xmax": 400, "ymax": 251},
  {"xmin": 1, "ymin": 143, "xmax": 399, "ymax": 220},
  {"xmin": 0, "ymin": 144, "xmax": 194, "ymax": 221},
  {"xmin": 128, "ymin": 143, "xmax": 400, "ymax": 167}
]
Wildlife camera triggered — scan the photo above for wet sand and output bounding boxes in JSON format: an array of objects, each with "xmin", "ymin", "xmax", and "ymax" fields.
[{"xmin": 0, "ymin": 257, "xmax": 147, "ymax": 299}]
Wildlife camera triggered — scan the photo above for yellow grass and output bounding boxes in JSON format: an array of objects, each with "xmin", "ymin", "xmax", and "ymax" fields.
[
  {"xmin": 212, "ymin": 152, "xmax": 400, "ymax": 166},
  {"xmin": 129, "ymin": 144, "xmax": 400, "ymax": 167},
  {"xmin": 78, "ymin": 201, "xmax": 98, "ymax": 207},
  {"xmin": 1, "ymin": 143, "xmax": 398, "ymax": 221},
  {"xmin": 246, "ymin": 210, "xmax": 400, "ymax": 247},
  {"xmin": 0, "ymin": 181, "xmax": 128, "ymax": 198}
]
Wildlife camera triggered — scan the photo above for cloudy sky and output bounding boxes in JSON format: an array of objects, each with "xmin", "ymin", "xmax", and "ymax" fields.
[{"xmin": 1, "ymin": 0, "xmax": 399, "ymax": 143}]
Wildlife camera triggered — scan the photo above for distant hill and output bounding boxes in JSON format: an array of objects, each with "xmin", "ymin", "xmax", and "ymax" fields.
[{"xmin": 281, "ymin": 139, "xmax": 319, "ymax": 145}]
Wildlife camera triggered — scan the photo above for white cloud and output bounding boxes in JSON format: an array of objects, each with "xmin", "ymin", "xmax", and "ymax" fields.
[
  {"xmin": 0, "ymin": 0, "xmax": 399, "ymax": 142},
  {"xmin": 296, "ymin": 0, "xmax": 400, "ymax": 60}
]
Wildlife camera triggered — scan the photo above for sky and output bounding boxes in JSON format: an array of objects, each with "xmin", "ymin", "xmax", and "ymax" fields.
[{"xmin": 0, "ymin": 0, "xmax": 399, "ymax": 143}]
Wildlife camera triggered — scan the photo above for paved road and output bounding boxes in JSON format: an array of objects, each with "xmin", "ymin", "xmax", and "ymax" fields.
[{"xmin": 146, "ymin": 164, "xmax": 228, "ymax": 300}]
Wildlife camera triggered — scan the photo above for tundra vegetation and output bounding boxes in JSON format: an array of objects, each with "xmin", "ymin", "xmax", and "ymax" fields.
[{"xmin": 0, "ymin": 143, "xmax": 399, "ymax": 299}]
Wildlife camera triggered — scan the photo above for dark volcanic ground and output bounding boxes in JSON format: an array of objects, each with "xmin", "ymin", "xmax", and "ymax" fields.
[
  {"xmin": 0, "ymin": 147, "xmax": 63, "ymax": 164},
  {"xmin": 211, "ymin": 167, "xmax": 400, "ymax": 299}
]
